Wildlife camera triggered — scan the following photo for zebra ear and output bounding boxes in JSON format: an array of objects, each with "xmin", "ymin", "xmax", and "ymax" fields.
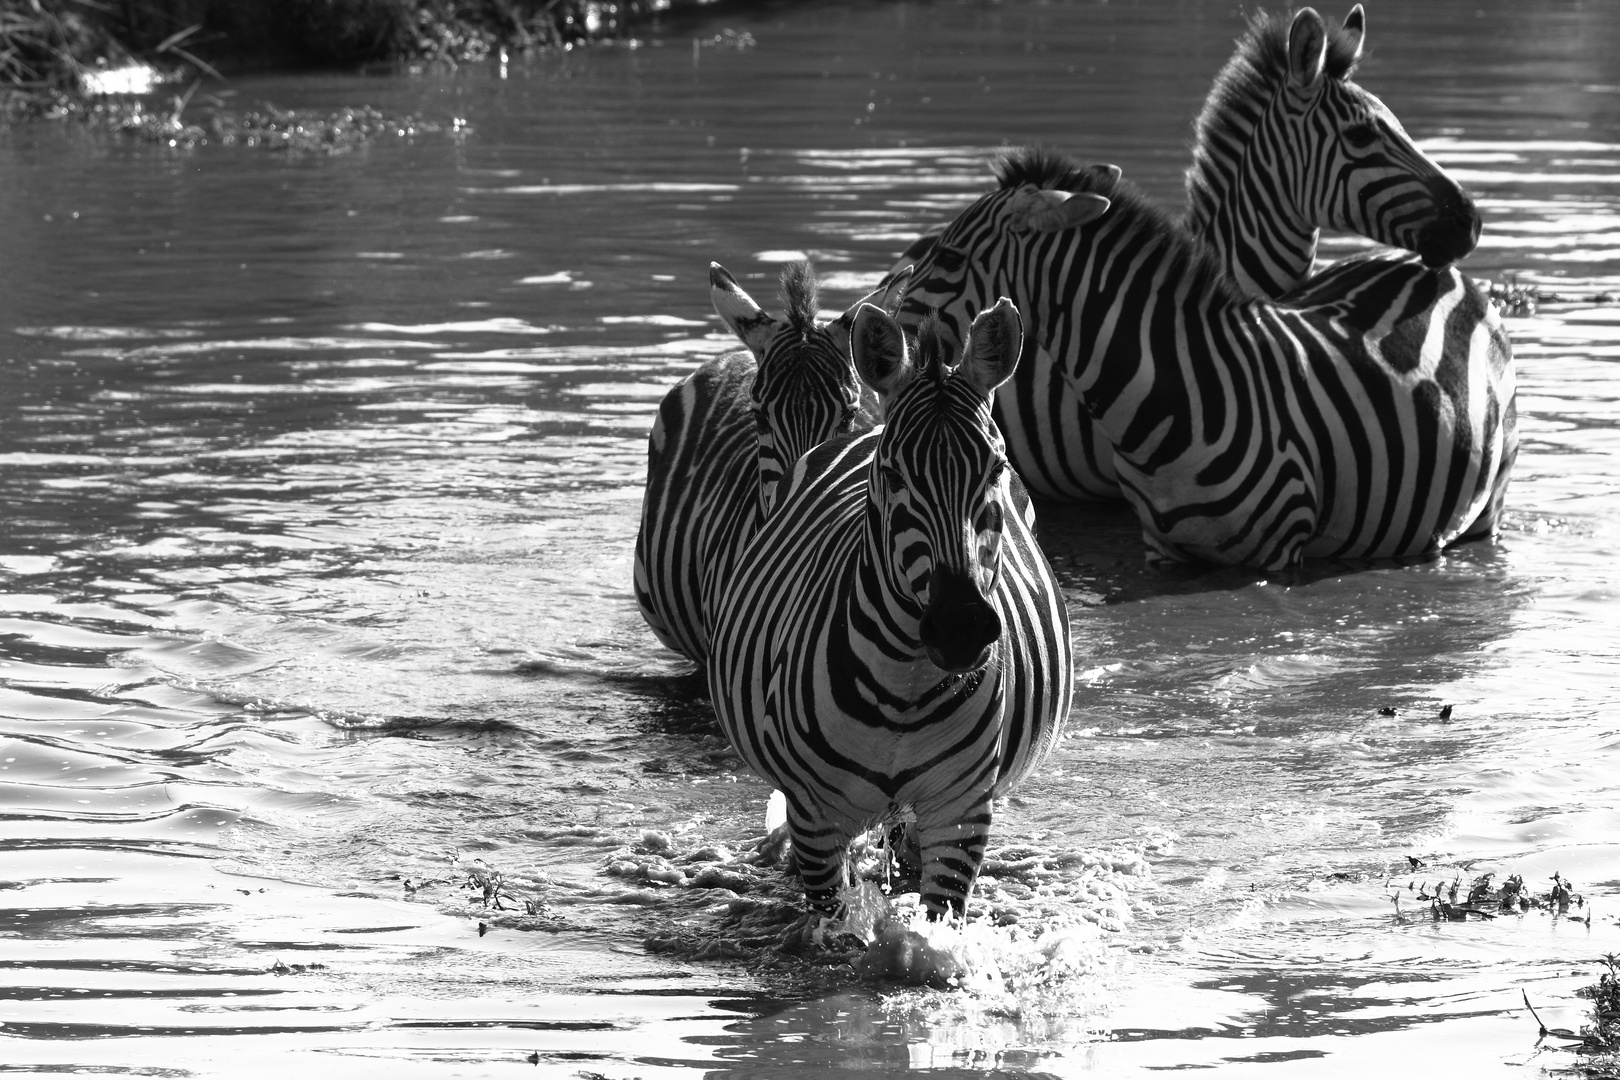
[
  {"xmin": 1088, "ymin": 163, "xmax": 1123, "ymax": 186},
  {"xmin": 710, "ymin": 262, "xmax": 781, "ymax": 358},
  {"xmin": 875, "ymin": 264, "xmax": 913, "ymax": 317},
  {"xmin": 850, "ymin": 303, "xmax": 913, "ymax": 397},
  {"xmin": 1023, "ymin": 190, "xmax": 1111, "ymax": 234},
  {"xmin": 958, "ymin": 298, "xmax": 1023, "ymax": 396},
  {"xmin": 1287, "ymin": 8, "xmax": 1329, "ymax": 90},
  {"xmin": 1341, "ymin": 5, "xmax": 1366, "ymax": 66}
]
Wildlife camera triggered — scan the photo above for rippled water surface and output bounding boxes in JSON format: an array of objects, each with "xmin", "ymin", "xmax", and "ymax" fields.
[{"xmin": 3, "ymin": 0, "xmax": 1619, "ymax": 1075}]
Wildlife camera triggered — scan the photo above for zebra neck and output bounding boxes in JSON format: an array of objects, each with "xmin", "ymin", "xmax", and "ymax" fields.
[{"xmin": 1183, "ymin": 139, "xmax": 1318, "ymax": 299}]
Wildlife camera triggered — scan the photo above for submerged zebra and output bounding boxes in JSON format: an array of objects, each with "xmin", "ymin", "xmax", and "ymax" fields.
[
  {"xmin": 634, "ymin": 261, "xmax": 908, "ymax": 666},
  {"xmin": 900, "ymin": 149, "xmax": 1514, "ymax": 570},
  {"xmin": 708, "ymin": 301, "xmax": 1072, "ymax": 921},
  {"xmin": 891, "ymin": 6, "xmax": 1503, "ymax": 504}
]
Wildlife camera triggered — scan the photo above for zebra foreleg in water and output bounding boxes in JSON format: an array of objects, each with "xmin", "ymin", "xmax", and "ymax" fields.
[{"xmin": 708, "ymin": 301, "xmax": 1073, "ymax": 924}]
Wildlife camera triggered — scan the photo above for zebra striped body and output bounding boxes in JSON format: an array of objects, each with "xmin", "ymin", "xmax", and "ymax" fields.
[
  {"xmin": 900, "ymin": 151, "xmax": 1514, "ymax": 570},
  {"xmin": 708, "ymin": 303, "xmax": 1072, "ymax": 921},
  {"xmin": 634, "ymin": 262, "xmax": 905, "ymax": 665},
  {"xmin": 890, "ymin": 6, "xmax": 1494, "ymax": 505}
]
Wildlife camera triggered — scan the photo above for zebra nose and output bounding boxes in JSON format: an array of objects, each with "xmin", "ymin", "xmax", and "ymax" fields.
[
  {"xmin": 919, "ymin": 569, "xmax": 1001, "ymax": 674},
  {"xmin": 1416, "ymin": 189, "xmax": 1481, "ymax": 269}
]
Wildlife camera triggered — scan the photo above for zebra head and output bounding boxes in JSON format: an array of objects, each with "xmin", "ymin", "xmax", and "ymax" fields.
[
  {"xmin": 1188, "ymin": 5, "xmax": 1480, "ymax": 290},
  {"xmin": 711, "ymin": 261, "xmax": 912, "ymax": 515},
  {"xmin": 1277, "ymin": 6, "xmax": 1480, "ymax": 268},
  {"xmin": 850, "ymin": 300, "xmax": 1024, "ymax": 674}
]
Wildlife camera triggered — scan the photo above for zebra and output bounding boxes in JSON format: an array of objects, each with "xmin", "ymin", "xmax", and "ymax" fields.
[
  {"xmin": 898, "ymin": 149, "xmax": 1515, "ymax": 570},
  {"xmin": 707, "ymin": 301, "xmax": 1073, "ymax": 922},
  {"xmin": 1184, "ymin": 5, "xmax": 1480, "ymax": 300},
  {"xmin": 1184, "ymin": 4, "xmax": 1516, "ymax": 532},
  {"xmin": 633, "ymin": 261, "xmax": 909, "ymax": 666},
  {"xmin": 887, "ymin": 6, "xmax": 1498, "ymax": 503}
]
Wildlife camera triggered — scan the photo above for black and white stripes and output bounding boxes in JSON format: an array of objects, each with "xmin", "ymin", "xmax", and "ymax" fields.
[
  {"xmin": 900, "ymin": 149, "xmax": 1515, "ymax": 570},
  {"xmin": 707, "ymin": 304, "xmax": 1073, "ymax": 920},
  {"xmin": 1184, "ymin": 5, "xmax": 1480, "ymax": 300},
  {"xmin": 633, "ymin": 262, "xmax": 905, "ymax": 665}
]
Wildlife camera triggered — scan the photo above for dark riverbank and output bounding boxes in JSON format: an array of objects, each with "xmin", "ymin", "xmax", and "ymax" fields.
[{"xmin": 1, "ymin": 0, "xmax": 677, "ymax": 93}]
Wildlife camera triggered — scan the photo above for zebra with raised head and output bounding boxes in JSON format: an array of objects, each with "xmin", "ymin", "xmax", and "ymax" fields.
[
  {"xmin": 887, "ymin": 6, "xmax": 1507, "ymax": 504},
  {"xmin": 1185, "ymin": 5, "xmax": 1479, "ymax": 300},
  {"xmin": 633, "ymin": 261, "xmax": 908, "ymax": 666},
  {"xmin": 708, "ymin": 301, "xmax": 1073, "ymax": 922},
  {"xmin": 900, "ymin": 149, "xmax": 1514, "ymax": 570},
  {"xmin": 1183, "ymin": 4, "xmax": 1516, "ymax": 529}
]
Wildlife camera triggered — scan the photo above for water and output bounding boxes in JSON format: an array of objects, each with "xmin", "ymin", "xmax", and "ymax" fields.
[{"xmin": 1, "ymin": 0, "xmax": 1618, "ymax": 1074}]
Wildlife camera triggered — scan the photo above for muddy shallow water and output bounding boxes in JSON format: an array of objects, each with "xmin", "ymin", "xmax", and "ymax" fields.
[{"xmin": 2, "ymin": 0, "xmax": 1619, "ymax": 1075}]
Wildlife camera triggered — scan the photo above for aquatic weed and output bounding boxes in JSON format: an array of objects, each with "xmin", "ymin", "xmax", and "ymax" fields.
[
  {"xmin": 1386, "ymin": 866, "xmax": 1587, "ymax": 922},
  {"xmin": 1484, "ymin": 274, "xmax": 1620, "ymax": 317},
  {"xmin": 1522, "ymin": 954, "xmax": 1620, "ymax": 1062}
]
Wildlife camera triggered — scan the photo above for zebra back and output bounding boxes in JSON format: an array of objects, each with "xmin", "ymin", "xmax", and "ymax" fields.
[
  {"xmin": 708, "ymin": 302, "xmax": 1073, "ymax": 921},
  {"xmin": 901, "ymin": 149, "xmax": 1514, "ymax": 570},
  {"xmin": 1184, "ymin": 5, "xmax": 1480, "ymax": 299},
  {"xmin": 633, "ymin": 261, "xmax": 908, "ymax": 665}
]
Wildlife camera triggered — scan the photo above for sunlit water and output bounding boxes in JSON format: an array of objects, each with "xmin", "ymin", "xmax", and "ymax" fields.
[{"xmin": 2, "ymin": 0, "xmax": 1618, "ymax": 1075}]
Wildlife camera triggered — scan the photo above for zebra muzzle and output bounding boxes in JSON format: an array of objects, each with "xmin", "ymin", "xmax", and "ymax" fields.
[
  {"xmin": 919, "ymin": 569, "xmax": 1001, "ymax": 674},
  {"xmin": 1416, "ymin": 189, "xmax": 1482, "ymax": 269}
]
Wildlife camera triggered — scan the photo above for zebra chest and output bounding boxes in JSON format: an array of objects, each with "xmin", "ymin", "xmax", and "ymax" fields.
[{"xmin": 761, "ymin": 655, "xmax": 1005, "ymax": 792}]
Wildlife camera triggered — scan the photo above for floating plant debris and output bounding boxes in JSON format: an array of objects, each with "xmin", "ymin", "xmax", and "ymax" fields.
[{"xmin": 1388, "ymin": 868, "xmax": 1588, "ymax": 923}]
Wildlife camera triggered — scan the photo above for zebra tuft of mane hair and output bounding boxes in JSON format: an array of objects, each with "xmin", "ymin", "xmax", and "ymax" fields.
[
  {"xmin": 779, "ymin": 260, "xmax": 820, "ymax": 335},
  {"xmin": 913, "ymin": 312, "xmax": 952, "ymax": 384},
  {"xmin": 991, "ymin": 145, "xmax": 1101, "ymax": 195},
  {"xmin": 994, "ymin": 146, "xmax": 1242, "ymax": 307},
  {"xmin": 1193, "ymin": 9, "xmax": 1364, "ymax": 168}
]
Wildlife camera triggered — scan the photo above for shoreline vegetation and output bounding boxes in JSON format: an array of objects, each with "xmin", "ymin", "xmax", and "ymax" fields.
[
  {"xmin": 2, "ymin": 0, "xmax": 672, "ymax": 86},
  {"xmin": 1, "ymin": 0, "xmax": 748, "ymax": 150}
]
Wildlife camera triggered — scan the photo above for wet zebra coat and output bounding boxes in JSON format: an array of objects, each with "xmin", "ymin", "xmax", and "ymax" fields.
[
  {"xmin": 707, "ymin": 303, "xmax": 1072, "ymax": 920},
  {"xmin": 633, "ymin": 262, "xmax": 906, "ymax": 666},
  {"xmin": 899, "ymin": 149, "xmax": 1515, "ymax": 570}
]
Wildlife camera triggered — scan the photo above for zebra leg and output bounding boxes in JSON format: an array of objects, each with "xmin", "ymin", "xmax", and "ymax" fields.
[
  {"xmin": 916, "ymin": 802, "xmax": 993, "ymax": 922},
  {"xmin": 787, "ymin": 812, "xmax": 851, "ymax": 920}
]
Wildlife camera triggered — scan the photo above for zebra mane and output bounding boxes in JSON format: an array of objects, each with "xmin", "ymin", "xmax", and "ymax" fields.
[
  {"xmin": 779, "ymin": 260, "xmax": 820, "ymax": 335},
  {"xmin": 994, "ymin": 147, "xmax": 1242, "ymax": 306},
  {"xmin": 1192, "ymin": 9, "xmax": 1364, "ymax": 161},
  {"xmin": 992, "ymin": 146, "xmax": 1098, "ymax": 194},
  {"xmin": 913, "ymin": 313, "xmax": 951, "ymax": 386}
]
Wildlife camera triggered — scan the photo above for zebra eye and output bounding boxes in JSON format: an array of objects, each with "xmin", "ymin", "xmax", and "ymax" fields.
[
  {"xmin": 932, "ymin": 245, "xmax": 966, "ymax": 272},
  {"xmin": 881, "ymin": 465, "xmax": 907, "ymax": 494},
  {"xmin": 1343, "ymin": 123, "xmax": 1379, "ymax": 150}
]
